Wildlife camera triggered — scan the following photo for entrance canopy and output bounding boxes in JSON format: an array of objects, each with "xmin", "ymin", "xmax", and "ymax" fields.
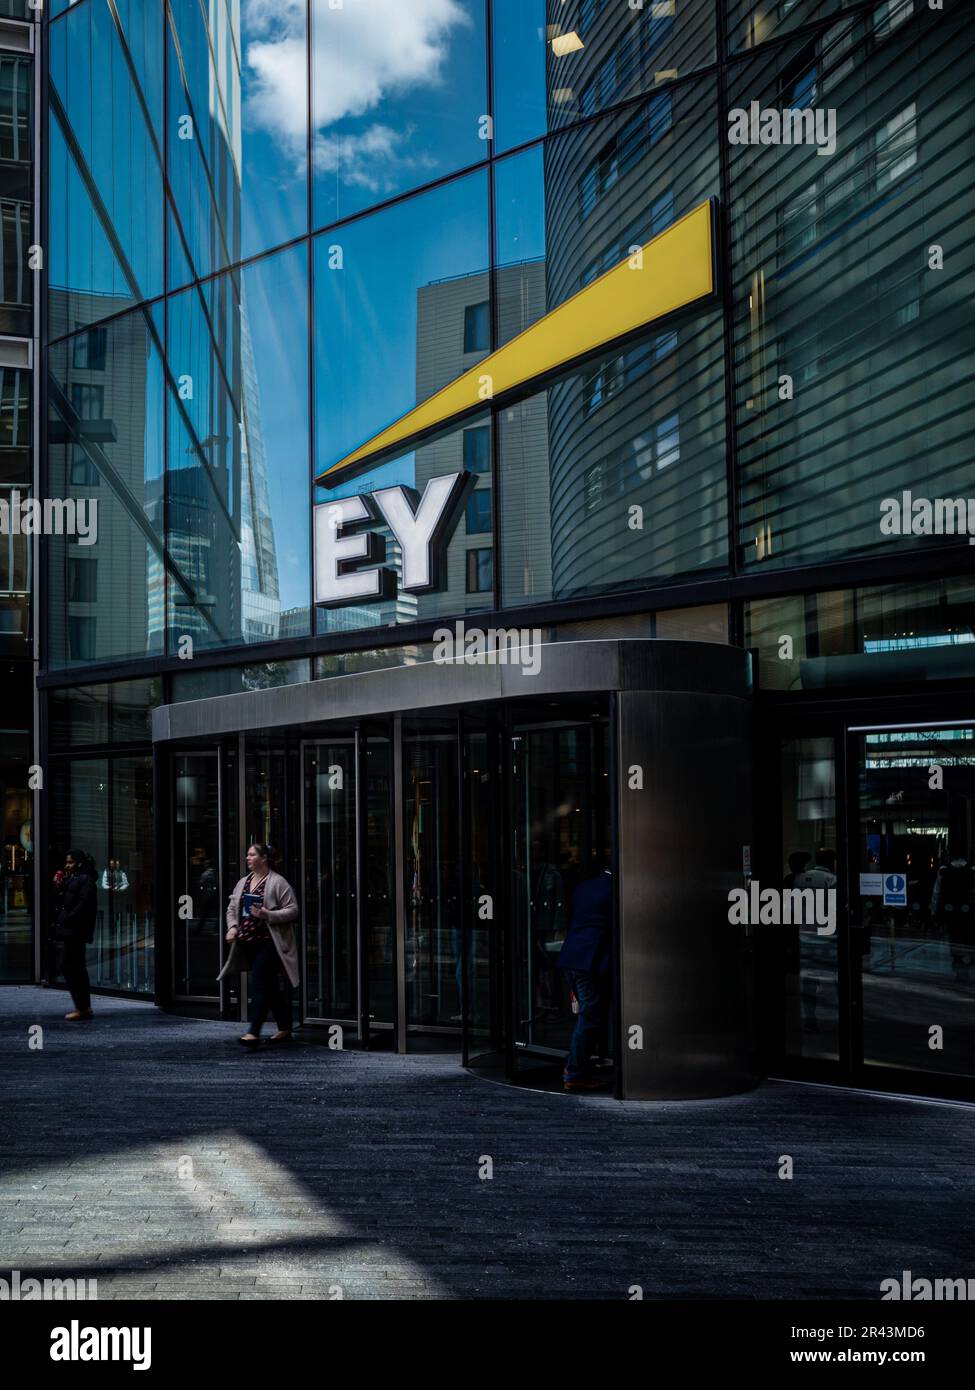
[{"xmin": 152, "ymin": 639, "xmax": 751, "ymax": 742}]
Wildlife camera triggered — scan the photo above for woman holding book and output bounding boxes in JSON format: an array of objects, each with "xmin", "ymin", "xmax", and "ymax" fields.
[{"xmin": 219, "ymin": 843, "xmax": 300, "ymax": 1046}]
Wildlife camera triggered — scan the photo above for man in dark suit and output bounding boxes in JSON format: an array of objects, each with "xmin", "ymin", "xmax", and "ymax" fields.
[{"xmin": 556, "ymin": 868, "xmax": 612, "ymax": 1092}]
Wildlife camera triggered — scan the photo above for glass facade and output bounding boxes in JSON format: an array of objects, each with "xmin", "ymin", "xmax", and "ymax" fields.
[
  {"xmin": 0, "ymin": 9, "xmax": 32, "ymax": 984},
  {"xmin": 43, "ymin": 0, "xmax": 975, "ymax": 666},
  {"xmin": 35, "ymin": 1, "xmax": 975, "ymax": 1100}
]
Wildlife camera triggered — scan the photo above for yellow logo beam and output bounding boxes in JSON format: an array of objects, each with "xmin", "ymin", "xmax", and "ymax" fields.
[{"xmin": 317, "ymin": 198, "xmax": 717, "ymax": 488}]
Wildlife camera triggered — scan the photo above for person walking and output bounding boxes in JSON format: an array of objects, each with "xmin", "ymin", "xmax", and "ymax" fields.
[
  {"xmin": 219, "ymin": 843, "xmax": 300, "ymax": 1046},
  {"xmin": 556, "ymin": 866, "xmax": 613, "ymax": 1092},
  {"xmin": 53, "ymin": 849, "xmax": 98, "ymax": 1021}
]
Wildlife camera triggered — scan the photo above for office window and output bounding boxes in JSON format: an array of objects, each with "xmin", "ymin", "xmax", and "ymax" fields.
[
  {"xmin": 72, "ymin": 325, "xmax": 107, "ymax": 372},
  {"xmin": 582, "ymin": 332, "xmax": 678, "ymax": 419},
  {"xmin": 463, "ymin": 425, "xmax": 490, "ymax": 474},
  {"xmin": 69, "ymin": 557, "xmax": 98, "ymax": 603},
  {"xmin": 0, "ymin": 366, "xmax": 29, "ymax": 448},
  {"xmin": 875, "ymin": 103, "xmax": 918, "ymax": 189},
  {"xmin": 466, "ymin": 548, "xmax": 493, "ymax": 594},
  {"xmin": 69, "ymin": 384, "xmax": 104, "ymax": 485},
  {"xmin": 873, "ymin": 0, "xmax": 913, "ymax": 38},
  {"xmin": 466, "ymin": 489, "xmax": 492, "ymax": 535},
  {"xmin": 579, "ymin": 96, "xmax": 672, "ymax": 221},
  {"xmin": 0, "ymin": 56, "xmax": 30, "ymax": 163},
  {"xmin": 463, "ymin": 300, "xmax": 490, "ymax": 354},
  {"xmin": 68, "ymin": 616, "xmax": 96, "ymax": 661},
  {"xmin": 0, "ymin": 200, "xmax": 29, "ymax": 308}
]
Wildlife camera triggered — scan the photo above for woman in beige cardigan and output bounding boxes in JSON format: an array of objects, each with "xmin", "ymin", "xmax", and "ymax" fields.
[{"xmin": 219, "ymin": 843, "xmax": 300, "ymax": 1046}]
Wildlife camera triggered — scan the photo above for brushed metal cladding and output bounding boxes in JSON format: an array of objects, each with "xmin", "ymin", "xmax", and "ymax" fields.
[
  {"xmin": 618, "ymin": 690, "xmax": 755, "ymax": 1100},
  {"xmin": 152, "ymin": 639, "xmax": 749, "ymax": 743}
]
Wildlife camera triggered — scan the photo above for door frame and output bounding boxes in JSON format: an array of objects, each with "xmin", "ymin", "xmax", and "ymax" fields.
[{"xmin": 763, "ymin": 698, "xmax": 975, "ymax": 1103}]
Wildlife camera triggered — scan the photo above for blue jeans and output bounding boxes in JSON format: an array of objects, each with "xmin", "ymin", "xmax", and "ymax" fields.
[{"xmin": 564, "ymin": 969, "xmax": 607, "ymax": 1080}]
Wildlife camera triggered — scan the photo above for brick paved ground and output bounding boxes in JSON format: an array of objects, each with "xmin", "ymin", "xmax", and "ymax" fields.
[{"xmin": 1, "ymin": 986, "xmax": 973, "ymax": 1300}]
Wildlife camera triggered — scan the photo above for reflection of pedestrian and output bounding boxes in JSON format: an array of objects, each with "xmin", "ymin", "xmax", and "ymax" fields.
[
  {"xmin": 792, "ymin": 849, "xmax": 837, "ymax": 1034},
  {"xmin": 556, "ymin": 868, "xmax": 612, "ymax": 1092},
  {"xmin": 530, "ymin": 844, "xmax": 565, "ymax": 1016},
  {"xmin": 100, "ymin": 859, "xmax": 130, "ymax": 892},
  {"xmin": 930, "ymin": 848, "xmax": 975, "ymax": 982},
  {"xmin": 219, "ymin": 843, "xmax": 299, "ymax": 1046},
  {"xmin": 53, "ymin": 849, "xmax": 98, "ymax": 1021}
]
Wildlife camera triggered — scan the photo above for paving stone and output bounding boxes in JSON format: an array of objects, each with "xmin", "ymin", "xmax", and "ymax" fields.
[{"xmin": 1, "ymin": 986, "xmax": 974, "ymax": 1300}]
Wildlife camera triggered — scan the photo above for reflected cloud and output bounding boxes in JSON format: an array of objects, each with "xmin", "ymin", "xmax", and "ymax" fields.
[{"xmin": 244, "ymin": 0, "xmax": 470, "ymax": 186}]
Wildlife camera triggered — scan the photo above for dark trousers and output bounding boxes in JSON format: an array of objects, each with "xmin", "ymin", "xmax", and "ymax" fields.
[
  {"xmin": 244, "ymin": 940, "xmax": 291, "ymax": 1035},
  {"xmin": 564, "ymin": 968, "xmax": 608, "ymax": 1080},
  {"xmin": 57, "ymin": 938, "xmax": 91, "ymax": 1012}
]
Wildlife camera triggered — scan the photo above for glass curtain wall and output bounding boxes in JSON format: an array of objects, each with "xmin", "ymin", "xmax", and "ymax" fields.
[{"xmin": 45, "ymin": 1, "xmax": 975, "ymax": 670}]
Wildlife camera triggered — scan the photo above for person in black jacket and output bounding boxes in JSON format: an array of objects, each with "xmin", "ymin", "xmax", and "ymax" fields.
[
  {"xmin": 53, "ymin": 848, "xmax": 98, "ymax": 1020},
  {"xmin": 556, "ymin": 867, "xmax": 613, "ymax": 1092}
]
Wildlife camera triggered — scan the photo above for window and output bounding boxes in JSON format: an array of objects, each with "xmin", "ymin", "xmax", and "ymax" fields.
[
  {"xmin": 69, "ymin": 384, "xmax": 104, "ymax": 485},
  {"xmin": 466, "ymin": 548, "xmax": 493, "ymax": 594},
  {"xmin": 875, "ymin": 103, "xmax": 918, "ymax": 189},
  {"xmin": 68, "ymin": 615, "xmax": 96, "ymax": 661},
  {"xmin": 579, "ymin": 96, "xmax": 672, "ymax": 220},
  {"xmin": 463, "ymin": 425, "xmax": 490, "ymax": 474},
  {"xmin": 777, "ymin": 104, "xmax": 918, "ymax": 263},
  {"xmin": 69, "ymin": 557, "xmax": 98, "ymax": 603},
  {"xmin": 0, "ymin": 367, "xmax": 29, "ymax": 448},
  {"xmin": 873, "ymin": 0, "xmax": 913, "ymax": 38},
  {"xmin": 0, "ymin": 56, "xmax": 30, "ymax": 164},
  {"xmin": 582, "ymin": 332, "xmax": 677, "ymax": 420},
  {"xmin": 582, "ymin": 189, "xmax": 675, "ymax": 284},
  {"xmin": 463, "ymin": 301, "xmax": 490, "ymax": 354},
  {"xmin": 72, "ymin": 326, "xmax": 107, "ymax": 372},
  {"xmin": 583, "ymin": 416, "xmax": 681, "ymax": 514},
  {"xmin": 466, "ymin": 489, "xmax": 492, "ymax": 535},
  {"xmin": 0, "ymin": 200, "xmax": 29, "ymax": 308}
]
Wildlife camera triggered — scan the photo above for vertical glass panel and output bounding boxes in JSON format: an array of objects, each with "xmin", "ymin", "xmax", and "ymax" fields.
[
  {"xmin": 172, "ymin": 752, "xmax": 220, "ymax": 999},
  {"xmin": 731, "ymin": 8, "xmax": 975, "ymax": 570},
  {"xmin": 856, "ymin": 727, "xmax": 975, "ymax": 1079},
  {"xmin": 464, "ymin": 724, "xmax": 501, "ymax": 1061},
  {"xmin": 0, "ymin": 52, "xmax": 32, "ymax": 337},
  {"xmin": 363, "ymin": 735, "xmax": 394, "ymax": 1029},
  {"xmin": 312, "ymin": 0, "xmax": 487, "ymax": 228},
  {"xmin": 495, "ymin": 82, "xmax": 725, "ymax": 604},
  {"xmin": 49, "ymin": 0, "xmax": 163, "ymax": 332},
  {"xmin": 166, "ymin": 0, "xmax": 307, "ymax": 288},
  {"xmin": 98, "ymin": 757, "xmax": 154, "ymax": 993},
  {"xmin": 779, "ymin": 737, "xmax": 839, "ymax": 1061},
  {"xmin": 511, "ymin": 719, "xmax": 612, "ymax": 1072},
  {"xmin": 314, "ymin": 171, "xmax": 492, "ymax": 632},
  {"xmin": 0, "ymin": 366, "xmax": 31, "ymax": 648},
  {"xmin": 167, "ymin": 243, "xmax": 310, "ymax": 651},
  {"xmin": 0, "ymin": 724, "xmax": 32, "ymax": 982},
  {"xmin": 47, "ymin": 305, "xmax": 166, "ymax": 666},
  {"xmin": 49, "ymin": 756, "xmax": 110, "ymax": 987},
  {"xmin": 303, "ymin": 740, "xmax": 357, "ymax": 1021},
  {"xmin": 493, "ymin": 0, "xmax": 715, "ymax": 151},
  {"xmin": 403, "ymin": 724, "xmax": 460, "ymax": 1032}
]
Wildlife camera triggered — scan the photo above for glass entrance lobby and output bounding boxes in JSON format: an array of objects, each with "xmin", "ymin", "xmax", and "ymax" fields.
[{"xmin": 152, "ymin": 639, "xmax": 755, "ymax": 1100}]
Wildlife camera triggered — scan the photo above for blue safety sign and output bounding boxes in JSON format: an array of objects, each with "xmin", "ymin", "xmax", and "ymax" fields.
[{"xmin": 883, "ymin": 873, "xmax": 907, "ymax": 908}]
